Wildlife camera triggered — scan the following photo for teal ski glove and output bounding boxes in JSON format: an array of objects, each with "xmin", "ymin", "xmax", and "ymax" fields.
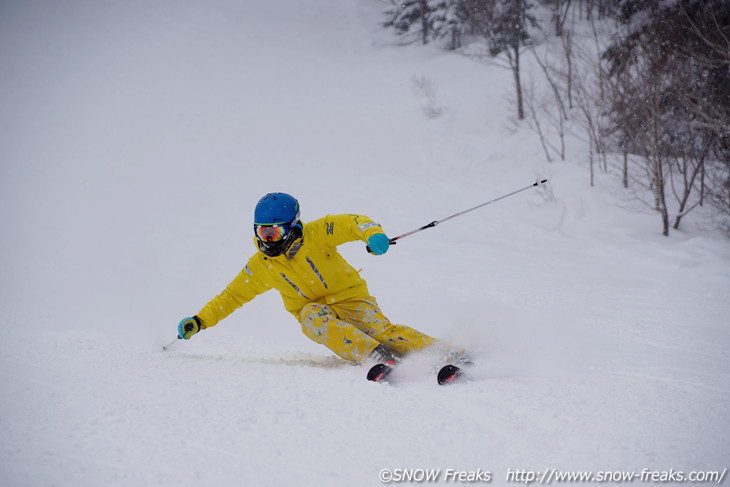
[
  {"xmin": 178, "ymin": 316, "xmax": 204, "ymax": 340},
  {"xmin": 367, "ymin": 233, "xmax": 390, "ymax": 255}
]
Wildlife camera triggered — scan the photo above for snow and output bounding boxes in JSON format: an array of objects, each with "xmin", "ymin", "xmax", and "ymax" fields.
[{"xmin": 1, "ymin": 1, "xmax": 729, "ymax": 486}]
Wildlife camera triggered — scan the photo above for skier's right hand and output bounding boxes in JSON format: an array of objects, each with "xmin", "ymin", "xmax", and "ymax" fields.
[{"xmin": 178, "ymin": 316, "xmax": 204, "ymax": 340}]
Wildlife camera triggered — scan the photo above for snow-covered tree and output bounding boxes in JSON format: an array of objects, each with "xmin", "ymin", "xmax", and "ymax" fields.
[
  {"xmin": 383, "ymin": 0, "xmax": 447, "ymax": 45},
  {"xmin": 432, "ymin": 0, "xmax": 469, "ymax": 49}
]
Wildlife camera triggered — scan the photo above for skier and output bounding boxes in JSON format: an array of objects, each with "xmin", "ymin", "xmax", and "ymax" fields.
[{"xmin": 177, "ymin": 192, "xmax": 439, "ymax": 365}]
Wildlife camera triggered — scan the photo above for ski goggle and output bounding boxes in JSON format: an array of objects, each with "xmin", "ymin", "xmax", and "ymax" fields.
[{"xmin": 255, "ymin": 224, "xmax": 288, "ymax": 243}]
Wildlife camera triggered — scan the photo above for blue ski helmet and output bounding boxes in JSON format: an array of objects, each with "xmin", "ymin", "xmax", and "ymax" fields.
[
  {"xmin": 253, "ymin": 193, "xmax": 302, "ymax": 257},
  {"xmin": 254, "ymin": 192, "xmax": 300, "ymax": 226}
]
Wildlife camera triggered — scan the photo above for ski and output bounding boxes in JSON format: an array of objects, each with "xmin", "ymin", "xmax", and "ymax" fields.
[{"xmin": 367, "ymin": 362, "xmax": 468, "ymax": 385}]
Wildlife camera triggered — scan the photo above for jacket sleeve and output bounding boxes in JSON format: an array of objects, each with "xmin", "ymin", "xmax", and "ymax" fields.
[
  {"xmin": 196, "ymin": 261, "xmax": 270, "ymax": 328},
  {"xmin": 318, "ymin": 214, "xmax": 386, "ymax": 248}
]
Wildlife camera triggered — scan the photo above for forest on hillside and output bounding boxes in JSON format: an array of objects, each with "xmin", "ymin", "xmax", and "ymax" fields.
[{"xmin": 381, "ymin": 0, "xmax": 730, "ymax": 236}]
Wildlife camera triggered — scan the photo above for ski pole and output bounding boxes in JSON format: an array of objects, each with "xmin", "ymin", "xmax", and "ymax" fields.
[
  {"xmin": 387, "ymin": 179, "xmax": 547, "ymax": 245},
  {"xmin": 163, "ymin": 335, "xmax": 181, "ymax": 351}
]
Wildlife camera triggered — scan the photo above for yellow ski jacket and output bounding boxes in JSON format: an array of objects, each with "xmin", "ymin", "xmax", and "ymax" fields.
[{"xmin": 196, "ymin": 214, "xmax": 386, "ymax": 328}]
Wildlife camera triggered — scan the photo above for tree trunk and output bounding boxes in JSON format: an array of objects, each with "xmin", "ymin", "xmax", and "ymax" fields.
[
  {"xmin": 563, "ymin": 31, "xmax": 574, "ymax": 109},
  {"xmin": 512, "ymin": 44, "xmax": 524, "ymax": 120},
  {"xmin": 652, "ymin": 156, "xmax": 670, "ymax": 236},
  {"xmin": 553, "ymin": 1, "xmax": 563, "ymax": 37},
  {"xmin": 700, "ymin": 155, "xmax": 705, "ymax": 206},
  {"xmin": 420, "ymin": 0, "xmax": 429, "ymax": 45},
  {"xmin": 589, "ymin": 137, "xmax": 595, "ymax": 187}
]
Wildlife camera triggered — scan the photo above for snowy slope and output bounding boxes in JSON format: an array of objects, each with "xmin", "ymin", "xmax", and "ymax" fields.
[{"xmin": 1, "ymin": 1, "xmax": 728, "ymax": 486}]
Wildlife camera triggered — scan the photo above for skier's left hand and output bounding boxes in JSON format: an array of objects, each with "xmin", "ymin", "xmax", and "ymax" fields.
[{"xmin": 367, "ymin": 233, "xmax": 390, "ymax": 255}]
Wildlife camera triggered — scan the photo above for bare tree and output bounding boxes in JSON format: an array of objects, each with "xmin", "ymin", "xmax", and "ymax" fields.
[
  {"xmin": 544, "ymin": 0, "xmax": 573, "ymax": 36},
  {"xmin": 462, "ymin": 0, "xmax": 539, "ymax": 120},
  {"xmin": 523, "ymin": 78, "xmax": 554, "ymax": 162},
  {"xmin": 604, "ymin": 0, "xmax": 730, "ymax": 235},
  {"xmin": 411, "ymin": 75, "xmax": 445, "ymax": 119},
  {"xmin": 567, "ymin": 16, "xmax": 612, "ymax": 186},
  {"xmin": 527, "ymin": 44, "xmax": 571, "ymax": 161},
  {"xmin": 668, "ymin": 134, "xmax": 713, "ymax": 230}
]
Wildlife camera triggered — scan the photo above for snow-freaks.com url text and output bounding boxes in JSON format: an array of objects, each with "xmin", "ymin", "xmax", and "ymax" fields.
[
  {"xmin": 378, "ymin": 467, "xmax": 728, "ymax": 484},
  {"xmin": 505, "ymin": 468, "xmax": 728, "ymax": 484}
]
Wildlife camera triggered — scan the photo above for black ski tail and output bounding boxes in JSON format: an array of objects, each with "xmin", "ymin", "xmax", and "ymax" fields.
[
  {"xmin": 367, "ymin": 362, "xmax": 395, "ymax": 383},
  {"xmin": 367, "ymin": 360, "xmax": 471, "ymax": 385},
  {"xmin": 437, "ymin": 364, "xmax": 464, "ymax": 385}
]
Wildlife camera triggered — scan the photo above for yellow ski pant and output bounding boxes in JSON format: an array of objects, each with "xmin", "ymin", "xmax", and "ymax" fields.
[{"xmin": 298, "ymin": 296, "xmax": 436, "ymax": 363}]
